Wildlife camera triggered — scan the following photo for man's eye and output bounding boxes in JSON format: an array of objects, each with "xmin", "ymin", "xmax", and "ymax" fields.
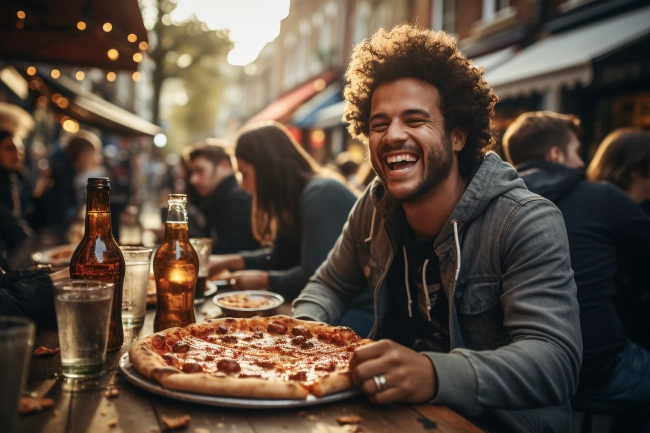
[{"xmin": 406, "ymin": 119, "xmax": 425, "ymax": 125}]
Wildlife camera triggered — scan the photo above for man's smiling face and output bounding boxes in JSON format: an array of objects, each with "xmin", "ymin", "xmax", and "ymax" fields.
[{"xmin": 368, "ymin": 78, "xmax": 455, "ymax": 203}]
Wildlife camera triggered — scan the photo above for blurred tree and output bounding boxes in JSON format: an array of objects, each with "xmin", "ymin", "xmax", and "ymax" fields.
[{"xmin": 140, "ymin": 0, "xmax": 232, "ymax": 135}]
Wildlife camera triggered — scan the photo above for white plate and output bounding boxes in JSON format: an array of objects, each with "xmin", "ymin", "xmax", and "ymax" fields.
[
  {"xmin": 119, "ymin": 353, "xmax": 362, "ymax": 408},
  {"xmin": 31, "ymin": 244, "xmax": 77, "ymax": 266}
]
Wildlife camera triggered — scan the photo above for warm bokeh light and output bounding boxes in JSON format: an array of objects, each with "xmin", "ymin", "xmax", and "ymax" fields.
[
  {"xmin": 107, "ymin": 49, "xmax": 119, "ymax": 60},
  {"xmin": 56, "ymin": 98, "xmax": 69, "ymax": 109},
  {"xmin": 103, "ymin": 22, "xmax": 112, "ymax": 32},
  {"xmin": 36, "ymin": 96, "xmax": 48, "ymax": 108},
  {"xmin": 29, "ymin": 80, "xmax": 39, "ymax": 90},
  {"xmin": 52, "ymin": 93, "xmax": 61, "ymax": 103},
  {"xmin": 127, "ymin": 33, "xmax": 137, "ymax": 42},
  {"xmin": 16, "ymin": 21, "xmax": 24, "ymax": 30},
  {"xmin": 77, "ymin": 21, "xmax": 86, "ymax": 30},
  {"xmin": 313, "ymin": 79, "xmax": 326, "ymax": 91},
  {"xmin": 139, "ymin": 41, "xmax": 149, "ymax": 51},
  {"xmin": 154, "ymin": 133, "xmax": 168, "ymax": 148},
  {"xmin": 17, "ymin": 11, "xmax": 26, "ymax": 19},
  {"xmin": 132, "ymin": 71, "xmax": 142, "ymax": 82},
  {"xmin": 133, "ymin": 53, "xmax": 143, "ymax": 62},
  {"xmin": 168, "ymin": 0, "xmax": 290, "ymax": 66},
  {"xmin": 311, "ymin": 129, "xmax": 326, "ymax": 142},
  {"xmin": 62, "ymin": 119, "xmax": 80, "ymax": 133},
  {"xmin": 106, "ymin": 72, "xmax": 116, "ymax": 82},
  {"xmin": 51, "ymin": 69, "xmax": 60, "ymax": 79},
  {"xmin": 75, "ymin": 71, "xmax": 85, "ymax": 81},
  {"xmin": 26, "ymin": 66, "xmax": 36, "ymax": 76}
]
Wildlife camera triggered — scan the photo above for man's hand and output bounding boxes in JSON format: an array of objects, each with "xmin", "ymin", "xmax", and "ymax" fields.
[
  {"xmin": 229, "ymin": 270, "xmax": 269, "ymax": 291},
  {"xmin": 350, "ymin": 339, "xmax": 436, "ymax": 404},
  {"xmin": 208, "ymin": 254, "xmax": 245, "ymax": 280}
]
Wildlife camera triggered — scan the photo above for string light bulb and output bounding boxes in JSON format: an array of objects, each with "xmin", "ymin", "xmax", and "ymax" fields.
[
  {"xmin": 75, "ymin": 71, "xmax": 85, "ymax": 81},
  {"xmin": 139, "ymin": 41, "xmax": 148, "ymax": 51},
  {"xmin": 107, "ymin": 49, "xmax": 119, "ymax": 60},
  {"xmin": 77, "ymin": 21, "xmax": 86, "ymax": 30},
  {"xmin": 26, "ymin": 66, "xmax": 36, "ymax": 76},
  {"xmin": 51, "ymin": 69, "xmax": 60, "ymax": 79},
  {"xmin": 132, "ymin": 72, "xmax": 141, "ymax": 82},
  {"xmin": 17, "ymin": 11, "xmax": 26, "ymax": 19},
  {"xmin": 103, "ymin": 22, "xmax": 112, "ymax": 32},
  {"xmin": 106, "ymin": 72, "xmax": 116, "ymax": 82},
  {"xmin": 127, "ymin": 33, "xmax": 137, "ymax": 42},
  {"xmin": 133, "ymin": 53, "xmax": 143, "ymax": 62}
]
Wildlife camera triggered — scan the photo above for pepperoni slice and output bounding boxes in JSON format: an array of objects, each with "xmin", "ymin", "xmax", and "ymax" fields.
[
  {"xmin": 218, "ymin": 325, "xmax": 228, "ymax": 334},
  {"xmin": 217, "ymin": 359, "xmax": 241, "ymax": 373},
  {"xmin": 291, "ymin": 326, "xmax": 312, "ymax": 339},
  {"xmin": 181, "ymin": 362, "xmax": 203, "ymax": 373},
  {"xmin": 267, "ymin": 321, "xmax": 288, "ymax": 335},
  {"xmin": 172, "ymin": 340, "xmax": 190, "ymax": 353},
  {"xmin": 291, "ymin": 335, "xmax": 305, "ymax": 346}
]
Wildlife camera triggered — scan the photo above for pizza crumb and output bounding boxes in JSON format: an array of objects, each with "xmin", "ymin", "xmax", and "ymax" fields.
[
  {"xmin": 336, "ymin": 415, "xmax": 363, "ymax": 425},
  {"xmin": 101, "ymin": 410, "xmax": 107, "ymax": 416},
  {"xmin": 307, "ymin": 415, "xmax": 319, "ymax": 421},
  {"xmin": 161, "ymin": 415, "xmax": 192, "ymax": 430},
  {"xmin": 297, "ymin": 411, "xmax": 307, "ymax": 417},
  {"xmin": 18, "ymin": 397, "xmax": 55, "ymax": 414},
  {"xmin": 216, "ymin": 422, "xmax": 224, "ymax": 428},
  {"xmin": 105, "ymin": 387, "xmax": 120, "ymax": 398},
  {"xmin": 194, "ymin": 428, "xmax": 210, "ymax": 433},
  {"xmin": 343, "ymin": 425, "xmax": 364, "ymax": 433},
  {"xmin": 52, "ymin": 409, "xmax": 59, "ymax": 418},
  {"xmin": 33, "ymin": 346, "xmax": 60, "ymax": 356},
  {"xmin": 107, "ymin": 419, "xmax": 117, "ymax": 428}
]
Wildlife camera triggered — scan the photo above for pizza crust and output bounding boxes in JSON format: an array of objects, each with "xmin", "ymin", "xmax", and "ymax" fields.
[{"xmin": 128, "ymin": 316, "xmax": 371, "ymax": 400}]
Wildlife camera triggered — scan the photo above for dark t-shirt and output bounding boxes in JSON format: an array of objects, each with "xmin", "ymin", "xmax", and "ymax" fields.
[{"xmin": 379, "ymin": 211, "xmax": 450, "ymax": 353}]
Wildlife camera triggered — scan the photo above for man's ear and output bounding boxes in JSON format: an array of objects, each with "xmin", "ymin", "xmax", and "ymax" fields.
[
  {"xmin": 451, "ymin": 127, "xmax": 467, "ymax": 152},
  {"xmin": 546, "ymin": 146, "xmax": 563, "ymax": 163}
]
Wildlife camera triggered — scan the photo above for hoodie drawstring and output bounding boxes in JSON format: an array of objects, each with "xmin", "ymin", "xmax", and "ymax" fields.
[
  {"xmin": 364, "ymin": 208, "xmax": 377, "ymax": 243},
  {"xmin": 451, "ymin": 220, "xmax": 461, "ymax": 282},
  {"xmin": 403, "ymin": 220, "xmax": 461, "ymax": 322},
  {"xmin": 402, "ymin": 247, "xmax": 413, "ymax": 317}
]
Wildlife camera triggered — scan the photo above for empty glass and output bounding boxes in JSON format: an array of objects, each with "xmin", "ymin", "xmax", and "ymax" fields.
[
  {"xmin": 0, "ymin": 316, "xmax": 35, "ymax": 433},
  {"xmin": 190, "ymin": 237, "xmax": 213, "ymax": 304},
  {"xmin": 119, "ymin": 246, "xmax": 153, "ymax": 326},
  {"xmin": 53, "ymin": 279, "xmax": 114, "ymax": 378}
]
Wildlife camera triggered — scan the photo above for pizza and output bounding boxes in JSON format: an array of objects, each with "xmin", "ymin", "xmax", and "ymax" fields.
[
  {"xmin": 216, "ymin": 294, "xmax": 273, "ymax": 309},
  {"xmin": 128, "ymin": 315, "xmax": 373, "ymax": 399}
]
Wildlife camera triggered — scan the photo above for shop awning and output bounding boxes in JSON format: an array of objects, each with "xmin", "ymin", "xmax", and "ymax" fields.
[
  {"xmin": 39, "ymin": 73, "xmax": 161, "ymax": 136},
  {"xmin": 471, "ymin": 47, "xmax": 516, "ymax": 73},
  {"xmin": 484, "ymin": 6, "xmax": 650, "ymax": 99},
  {"xmin": 0, "ymin": 0, "xmax": 147, "ymax": 71},
  {"xmin": 247, "ymin": 69, "xmax": 338, "ymax": 125},
  {"xmin": 291, "ymin": 82, "xmax": 342, "ymax": 128}
]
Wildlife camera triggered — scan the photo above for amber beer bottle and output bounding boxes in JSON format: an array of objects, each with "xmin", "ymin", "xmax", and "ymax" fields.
[
  {"xmin": 153, "ymin": 194, "xmax": 199, "ymax": 332},
  {"xmin": 69, "ymin": 178, "xmax": 125, "ymax": 352}
]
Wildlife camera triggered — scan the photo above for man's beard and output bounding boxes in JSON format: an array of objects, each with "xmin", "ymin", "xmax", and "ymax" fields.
[{"xmin": 372, "ymin": 133, "xmax": 454, "ymax": 203}]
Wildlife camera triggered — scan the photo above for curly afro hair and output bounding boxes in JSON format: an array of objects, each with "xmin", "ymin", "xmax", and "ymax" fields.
[{"xmin": 344, "ymin": 24, "xmax": 499, "ymax": 176}]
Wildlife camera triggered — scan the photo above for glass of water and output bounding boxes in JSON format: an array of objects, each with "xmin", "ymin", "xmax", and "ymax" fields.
[
  {"xmin": 119, "ymin": 246, "xmax": 153, "ymax": 326},
  {"xmin": 0, "ymin": 316, "xmax": 35, "ymax": 433},
  {"xmin": 53, "ymin": 279, "xmax": 114, "ymax": 378},
  {"xmin": 190, "ymin": 238, "xmax": 213, "ymax": 304}
]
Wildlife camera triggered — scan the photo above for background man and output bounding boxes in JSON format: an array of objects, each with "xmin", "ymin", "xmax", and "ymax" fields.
[
  {"xmin": 186, "ymin": 140, "xmax": 259, "ymax": 254},
  {"xmin": 503, "ymin": 111, "xmax": 650, "ymax": 404},
  {"xmin": 293, "ymin": 24, "xmax": 582, "ymax": 433}
]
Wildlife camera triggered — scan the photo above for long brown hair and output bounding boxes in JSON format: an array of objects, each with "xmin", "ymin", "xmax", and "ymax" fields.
[
  {"xmin": 586, "ymin": 128, "xmax": 650, "ymax": 191},
  {"xmin": 235, "ymin": 121, "xmax": 320, "ymax": 243}
]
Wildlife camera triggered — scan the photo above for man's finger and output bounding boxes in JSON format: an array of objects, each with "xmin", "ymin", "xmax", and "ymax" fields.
[
  {"xmin": 352, "ymin": 356, "xmax": 391, "ymax": 386},
  {"xmin": 350, "ymin": 340, "xmax": 392, "ymax": 369},
  {"xmin": 369, "ymin": 387, "xmax": 405, "ymax": 405},
  {"xmin": 360, "ymin": 371, "xmax": 393, "ymax": 395}
]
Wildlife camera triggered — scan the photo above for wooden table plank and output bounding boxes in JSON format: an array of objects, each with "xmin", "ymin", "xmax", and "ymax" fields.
[
  {"xmin": 246, "ymin": 396, "xmax": 445, "ymax": 433},
  {"xmin": 411, "ymin": 404, "xmax": 485, "ymax": 433},
  {"xmin": 151, "ymin": 397, "xmax": 255, "ymax": 433}
]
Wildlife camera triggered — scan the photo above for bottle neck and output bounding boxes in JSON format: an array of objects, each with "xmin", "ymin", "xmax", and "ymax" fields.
[
  {"xmin": 164, "ymin": 201, "xmax": 189, "ymax": 242},
  {"xmin": 85, "ymin": 187, "xmax": 113, "ymax": 237},
  {"xmin": 166, "ymin": 201, "xmax": 188, "ymax": 224}
]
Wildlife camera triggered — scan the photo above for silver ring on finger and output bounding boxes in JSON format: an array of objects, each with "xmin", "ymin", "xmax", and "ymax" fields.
[{"xmin": 373, "ymin": 374, "xmax": 387, "ymax": 392}]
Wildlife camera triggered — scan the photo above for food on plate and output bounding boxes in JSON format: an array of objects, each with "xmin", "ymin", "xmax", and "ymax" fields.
[
  {"xmin": 216, "ymin": 294, "xmax": 273, "ymax": 309},
  {"xmin": 33, "ymin": 346, "xmax": 60, "ymax": 356},
  {"xmin": 18, "ymin": 397, "xmax": 55, "ymax": 414},
  {"xmin": 128, "ymin": 315, "xmax": 373, "ymax": 399}
]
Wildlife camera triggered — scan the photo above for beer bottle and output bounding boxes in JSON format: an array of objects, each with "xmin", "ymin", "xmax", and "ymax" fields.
[
  {"xmin": 153, "ymin": 194, "xmax": 199, "ymax": 332},
  {"xmin": 70, "ymin": 177, "xmax": 125, "ymax": 352}
]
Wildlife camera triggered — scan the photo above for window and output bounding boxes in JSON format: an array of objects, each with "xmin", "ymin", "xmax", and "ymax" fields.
[
  {"xmin": 482, "ymin": 0, "xmax": 512, "ymax": 22},
  {"xmin": 432, "ymin": 0, "xmax": 456, "ymax": 34}
]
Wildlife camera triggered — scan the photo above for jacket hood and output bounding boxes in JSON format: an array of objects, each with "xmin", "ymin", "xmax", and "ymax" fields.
[
  {"xmin": 370, "ymin": 152, "xmax": 527, "ymax": 247},
  {"xmin": 516, "ymin": 160, "xmax": 581, "ymax": 203}
]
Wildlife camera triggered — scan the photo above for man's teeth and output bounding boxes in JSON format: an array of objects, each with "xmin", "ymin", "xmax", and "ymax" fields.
[{"xmin": 386, "ymin": 154, "xmax": 418, "ymax": 164}]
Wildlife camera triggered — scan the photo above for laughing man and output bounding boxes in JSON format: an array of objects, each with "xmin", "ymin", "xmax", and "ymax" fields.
[{"xmin": 293, "ymin": 25, "xmax": 582, "ymax": 433}]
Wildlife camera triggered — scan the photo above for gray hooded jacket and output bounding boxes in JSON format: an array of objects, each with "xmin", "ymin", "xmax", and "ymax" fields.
[{"xmin": 293, "ymin": 153, "xmax": 582, "ymax": 432}]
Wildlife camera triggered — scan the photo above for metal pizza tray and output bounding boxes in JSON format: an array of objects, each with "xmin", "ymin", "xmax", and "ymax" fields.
[{"xmin": 119, "ymin": 353, "xmax": 362, "ymax": 408}]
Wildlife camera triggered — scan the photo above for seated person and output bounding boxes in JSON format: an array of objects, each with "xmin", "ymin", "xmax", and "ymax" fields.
[
  {"xmin": 208, "ymin": 122, "xmax": 358, "ymax": 299},
  {"xmin": 503, "ymin": 112, "xmax": 650, "ymax": 404},
  {"xmin": 185, "ymin": 140, "xmax": 259, "ymax": 254},
  {"xmin": 293, "ymin": 25, "xmax": 581, "ymax": 433}
]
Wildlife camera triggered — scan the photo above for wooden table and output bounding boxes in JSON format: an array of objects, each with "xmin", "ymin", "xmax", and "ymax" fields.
[{"xmin": 17, "ymin": 300, "xmax": 484, "ymax": 433}]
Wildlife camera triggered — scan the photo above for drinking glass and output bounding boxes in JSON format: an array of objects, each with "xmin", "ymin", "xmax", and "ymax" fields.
[
  {"xmin": 0, "ymin": 316, "xmax": 35, "ymax": 433},
  {"xmin": 53, "ymin": 279, "xmax": 114, "ymax": 378},
  {"xmin": 119, "ymin": 246, "xmax": 153, "ymax": 326},
  {"xmin": 190, "ymin": 238, "xmax": 213, "ymax": 304}
]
